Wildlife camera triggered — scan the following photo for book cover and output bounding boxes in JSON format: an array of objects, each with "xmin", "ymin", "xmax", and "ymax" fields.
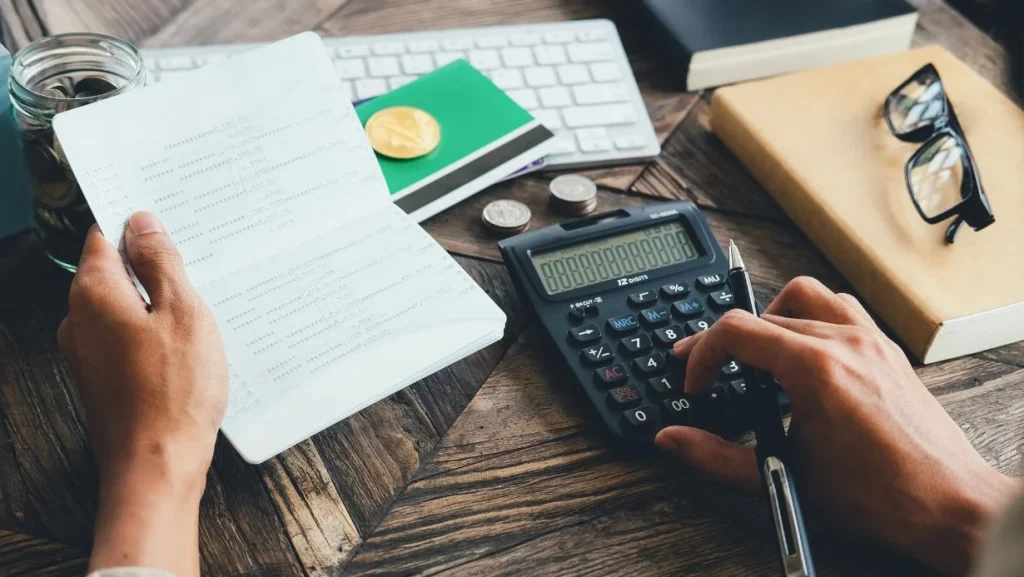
[{"xmin": 711, "ymin": 45, "xmax": 1024, "ymax": 363}]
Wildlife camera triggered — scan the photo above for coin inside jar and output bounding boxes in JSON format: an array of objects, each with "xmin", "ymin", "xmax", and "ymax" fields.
[
  {"xmin": 549, "ymin": 174, "xmax": 598, "ymax": 216},
  {"xmin": 365, "ymin": 106, "xmax": 441, "ymax": 160},
  {"xmin": 481, "ymin": 199, "xmax": 532, "ymax": 236}
]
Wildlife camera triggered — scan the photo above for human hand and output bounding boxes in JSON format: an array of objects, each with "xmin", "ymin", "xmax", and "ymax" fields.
[
  {"xmin": 58, "ymin": 212, "xmax": 227, "ymax": 576},
  {"xmin": 655, "ymin": 277, "xmax": 1018, "ymax": 576}
]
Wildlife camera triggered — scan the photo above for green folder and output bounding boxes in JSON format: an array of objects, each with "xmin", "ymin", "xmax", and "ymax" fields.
[{"xmin": 356, "ymin": 60, "xmax": 554, "ymax": 222}]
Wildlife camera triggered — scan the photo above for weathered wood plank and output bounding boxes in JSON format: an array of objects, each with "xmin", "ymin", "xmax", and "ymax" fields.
[
  {"xmin": 0, "ymin": 0, "xmax": 46, "ymax": 49},
  {"xmin": 31, "ymin": 0, "xmax": 192, "ymax": 43},
  {"xmin": 0, "ymin": 529, "xmax": 87, "ymax": 577}
]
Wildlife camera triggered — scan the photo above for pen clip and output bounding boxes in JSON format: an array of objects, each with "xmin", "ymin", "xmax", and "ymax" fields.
[{"xmin": 764, "ymin": 456, "xmax": 810, "ymax": 577}]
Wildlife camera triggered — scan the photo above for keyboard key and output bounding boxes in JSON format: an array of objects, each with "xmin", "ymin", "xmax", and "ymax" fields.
[
  {"xmin": 476, "ymin": 35, "xmax": 507, "ymax": 48},
  {"xmin": 640, "ymin": 306, "xmax": 671, "ymax": 327},
  {"xmin": 442, "ymin": 38, "xmax": 474, "ymax": 51},
  {"xmin": 685, "ymin": 317, "xmax": 715, "ymax": 335},
  {"xmin": 468, "ymin": 49, "xmax": 502, "ymax": 70},
  {"xmin": 628, "ymin": 290, "xmax": 657, "ymax": 306},
  {"xmin": 578, "ymin": 29, "xmax": 609, "ymax": 42},
  {"xmin": 534, "ymin": 45, "xmax": 568, "ymax": 65},
  {"xmin": 623, "ymin": 405, "xmax": 656, "ymax": 428},
  {"xmin": 620, "ymin": 333, "xmax": 652, "ymax": 356},
  {"xmin": 563, "ymin": 104, "xmax": 637, "ymax": 128},
  {"xmin": 372, "ymin": 42, "xmax": 405, "ymax": 55},
  {"xmin": 633, "ymin": 353, "xmax": 666, "ymax": 376},
  {"xmin": 607, "ymin": 314, "xmax": 639, "ymax": 334},
  {"xmin": 579, "ymin": 137, "xmax": 613, "ymax": 153},
  {"xmin": 489, "ymin": 68, "xmax": 524, "ymax": 89},
  {"xmin": 653, "ymin": 325, "xmax": 684, "ymax": 346},
  {"xmin": 408, "ymin": 40, "xmax": 439, "ymax": 53},
  {"xmin": 510, "ymin": 33, "xmax": 543, "ymax": 46},
  {"xmin": 608, "ymin": 384, "xmax": 642, "ymax": 408},
  {"xmin": 538, "ymin": 86, "xmax": 572, "ymax": 108},
  {"xmin": 524, "ymin": 66, "xmax": 557, "ymax": 87},
  {"xmin": 696, "ymin": 273, "xmax": 726, "ymax": 289},
  {"xmin": 661, "ymin": 282, "xmax": 690, "ymax": 299},
  {"xmin": 544, "ymin": 31, "xmax": 576, "ymax": 43},
  {"xmin": 572, "ymin": 82, "xmax": 630, "ymax": 105},
  {"xmin": 368, "ymin": 56, "xmax": 400, "ymax": 77},
  {"xmin": 596, "ymin": 363, "xmax": 628, "ymax": 386},
  {"xmin": 335, "ymin": 59, "xmax": 367, "ymax": 79},
  {"xmin": 158, "ymin": 56, "xmax": 195, "ymax": 70},
  {"xmin": 662, "ymin": 396, "xmax": 695, "ymax": 424},
  {"xmin": 575, "ymin": 127, "xmax": 607, "ymax": 139},
  {"xmin": 615, "ymin": 135, "xmax": 648, "ymax": 150},
  {"xmin": 568, "ymin": 324, "xmax": 601, "ymax": 346},
  {"xmin": 709, "ymin": 289, "xmax": 735, "ymax": 309},
  {"xmin": 568, "ymin": 42, "xmax": 614, "ymax": 63},
  {"xmin": 506, "ymin": 88, "xmax": 539, "ymax": 110},
  {"xmin": 590, "ymin": 62, "xmax": 623, "ymax": 82},
  {"xmin": 389, "ymin": 76, "xmax": 416, "ymax": 90},
  {"xmin": 532, "ymin": 108, "xmax": 562, "ymax": 130},
  {"xmin": 648, "ymin": 375, "xmax": 677, "ymax": 395},
  {"xmin": 336, "ymin": 44, "xmax": 370, "ymax": 58},
  {"xmin": 581, "ymin": 343, "xmax": 614, "ymax": 364},
  {"xmin": 556, "ymin": 64, "xmax": 590, "ymax": 85},
  {"xmin": 721, "ymin": 360, "xmax": 742, "ymax": 377},
  {"xmin": 672, "ymin": 297, "xmax": 705, "ymax": 318},
  {"xmin": 548, "ymin": 134, "xmax": 577, "ymax": 156},
  {"xmin": 355, "ymin": 78, "xmax": 388, "ymax": 99},
  {"xmin": 401, "ymin": 54, "xmax": 434, "ymax": 75},
  {"xmin": 434, "ymin": 51, "xmax": 465, "ymax": 67},
  {"xmin": 501, "ymin": 47, "xmax": 534, "ymax": 68}
]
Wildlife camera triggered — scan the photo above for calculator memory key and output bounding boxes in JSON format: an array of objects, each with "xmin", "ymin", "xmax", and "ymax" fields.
[
  {"xmin": 607, "ymin": 314, "xmax": 639, "ymax": 334},
  {"xmin": 672, "ymin": 297, "xmax": 704, "ymax": 318},
  {"xmin": 640, "ymin": 305, "xmax": 671, "ymax": 326},
  {"xmin": 696, "ymin": 273, "xmax": 726, "ymax": 290}
]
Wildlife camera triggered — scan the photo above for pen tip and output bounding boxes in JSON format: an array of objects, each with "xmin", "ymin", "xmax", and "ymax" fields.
[{"xmin": 728, "ymin": 239, "xmax": 744, "ymax": 270}]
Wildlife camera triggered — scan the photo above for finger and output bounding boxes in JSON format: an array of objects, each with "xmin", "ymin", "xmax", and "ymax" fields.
[
  {"xmin": 123, "ymin": 212, "xmax": 195, "ymax": 309},
  {"xmin": 760, "ymin": 314, "xmax": 846, "ymax": 340},
  {"xmin": 655, "ymin": 426, "xmax": 759, "ymax": 492},
  {"xmin": 836, "ymin": 293, "xmax": 875, "ymax": 326},
  {"xmin": 764, "ymin": 276, "xmax": 868, "ymax": 328},
  {"xmin": 678, "ymin": 310, "xmax": 816, "ymax": 397},
  {"xmin": 72, "ymin": 225, "xmax": 141, "ymax": 307},
  {"xmin": 56, "ymin": 317, "xmax": 72, "ymax": 356}
]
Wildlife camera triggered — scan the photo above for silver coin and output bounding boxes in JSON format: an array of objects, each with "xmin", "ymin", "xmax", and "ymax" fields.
[
  {"xmin": 549, "ymin": 174, "xmax": 597, "ymax": 204},
  {"xmin": 482, "ymin": 199, "xmax": 532, "ymax": 231}
]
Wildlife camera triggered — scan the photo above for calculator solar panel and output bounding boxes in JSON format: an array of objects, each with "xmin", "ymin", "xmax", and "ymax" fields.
[{"xmin": 499, "ymin": 201, "xmax": 755, "ymax": 444}]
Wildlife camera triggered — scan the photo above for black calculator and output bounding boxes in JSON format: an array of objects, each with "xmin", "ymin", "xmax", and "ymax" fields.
[{"xmin": 499, "ymin": 201, "xmax": 758, "ymax": 445}]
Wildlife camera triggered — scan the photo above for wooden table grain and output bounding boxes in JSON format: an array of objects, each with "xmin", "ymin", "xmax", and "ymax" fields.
[{"xmin": 1, "ymin": 1, "xmax": 1022, "ymax": 576}]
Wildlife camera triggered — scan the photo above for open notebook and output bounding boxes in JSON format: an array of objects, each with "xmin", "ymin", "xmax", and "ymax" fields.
[{"xmin": 53, "ymin": 33, "xmax": 507, "ymax": 463}]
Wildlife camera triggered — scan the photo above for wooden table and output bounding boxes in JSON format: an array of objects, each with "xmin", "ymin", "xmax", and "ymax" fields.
[{"xmin": 2, "ymin": 1, "xmax": 1022, "ymax": 575}]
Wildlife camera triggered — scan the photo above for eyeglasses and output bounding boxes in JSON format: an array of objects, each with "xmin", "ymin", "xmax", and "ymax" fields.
[{"xmin": 884, "ymin": 63, "xmax": 994, "ymax": 244}]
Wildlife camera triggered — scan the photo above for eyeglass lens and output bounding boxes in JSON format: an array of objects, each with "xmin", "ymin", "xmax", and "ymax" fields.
[
  {"xmin": 888, "ymin": 71, "xmax": 945, "ymax": 134},
  {"xmin": 909, "ymin": 133, "xmax": 966, "ymax": 219}
]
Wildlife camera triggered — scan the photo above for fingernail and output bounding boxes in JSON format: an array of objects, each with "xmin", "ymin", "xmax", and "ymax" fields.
[{"xmin": 127, "ymin": 211, "xmax": 164, "ymax": 235}]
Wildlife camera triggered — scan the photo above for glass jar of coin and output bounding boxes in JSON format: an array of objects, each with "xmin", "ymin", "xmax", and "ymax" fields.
[{"xmin": 9, "ymin": 33, "xmax": 147, "ymax": 271}]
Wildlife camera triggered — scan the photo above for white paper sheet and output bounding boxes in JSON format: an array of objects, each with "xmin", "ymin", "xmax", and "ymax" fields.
[{"xmin": 54, "ymin": 32, "xmax": 506, "ymax": 463}]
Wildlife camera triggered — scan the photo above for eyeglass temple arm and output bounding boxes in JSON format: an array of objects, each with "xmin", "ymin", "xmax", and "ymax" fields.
[{"xmin": 945, "ymin": 215, "xmax": 966, "ymax": 244}]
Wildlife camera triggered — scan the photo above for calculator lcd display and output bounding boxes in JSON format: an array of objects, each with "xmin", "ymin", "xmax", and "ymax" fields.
[{"xmin": 530, "ymin": 221, "xmax": 700, "ymax": 295}]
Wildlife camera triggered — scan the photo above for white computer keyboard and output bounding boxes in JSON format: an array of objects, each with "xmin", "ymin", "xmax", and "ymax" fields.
[{"xmin": 141, "ymin": 19, "xmax": 660, "ymax": 170}]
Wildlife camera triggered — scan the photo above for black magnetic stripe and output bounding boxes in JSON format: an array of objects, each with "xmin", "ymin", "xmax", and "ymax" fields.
[{"xmin": 394, "ymin": 123, "xmax": 554, "ymax": 214}]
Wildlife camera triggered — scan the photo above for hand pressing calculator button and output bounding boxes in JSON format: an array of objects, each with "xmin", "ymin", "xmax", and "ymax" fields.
[
  {"xmin": 620, "ymin": 333, "xmax": 652, "ymax": 355},
  {"xmin": 633, "ymin": 352, "xmax": 665, "ymax": 376},
  {"xmin": 640, "ymin": 305, "xmax": 671, "ymax": 326},
  {"xmin": 721, "ymin": 360, "xmax": 742, "ymax": 377},
  {"xmin": 568, "ymin": 324, "xmax": 602, "ymax": 345},
  {"xmin": 607, "ymin": 314, "xmax": 639, "ymax": 333},
  {"xmin": 628, "ymin": 290, "xmax": 657, "ymax": 306},
  {"xmin": 582, "ymin": 343, "xmax": 614, "ymax": 364},
  {"xmin": 685, "ymin": 317, "xmax": 715, "ymax": 335},
  {"xmin": 672, "ymin": 297, "xmax": 704, "ymax": 318}
]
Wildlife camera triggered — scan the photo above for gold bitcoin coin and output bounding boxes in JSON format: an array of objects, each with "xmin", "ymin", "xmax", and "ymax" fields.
[{"xmin": 365, "ymin": 106, "xmax": 441, "ymax": 159}]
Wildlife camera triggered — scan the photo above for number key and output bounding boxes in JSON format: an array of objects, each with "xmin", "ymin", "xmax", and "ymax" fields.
[
  {"xmin": 628, "ymin": 290, "xmax": 657, "ymax": 306},
  {"xmin": 622, "ymin": 405, "xmax": 656, "ymax": 428},
  {"xmin": 685, "ymin": 317, "xmax": 715, "ymax": 335},
  {"xmin": 568, "ymin": 323, "xmax": 601, "ymax": 346},
  {"xmin": 581, "ymin": 343, "xmax": 614, "ymax": 364},
  {"xmin": 633, "ymin": 352, "xmax": 666, "ymax": 376},
  {"xmin": 721, "ymin": 360, "xmax": 742, "ymax": 377},
  {"xmin": 619, "ymin": 333, "xmax": 652, "ymax": 356},
  {"xmin": 648, "ymin": 375, "xmax": 676, "ymax": 395},
  {"xmin": 662, "ymin": 396, "xmax": 694, "ymax": 425},
  {"xmin": 653, "ymin": 325, "xmax": 684, "ymax": 346}
]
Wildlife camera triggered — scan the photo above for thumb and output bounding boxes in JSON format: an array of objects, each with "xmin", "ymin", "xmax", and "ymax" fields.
[
  {"xmin": 123, "ymin": 211, "xmax": 193, "ymax": 309},
  {"xmin": 655, "ymin": 426, "xmax": 760, "ymax": 492}
]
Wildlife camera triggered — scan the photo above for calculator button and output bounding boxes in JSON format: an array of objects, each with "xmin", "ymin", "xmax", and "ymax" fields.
[
  {"xmin": 672, "ymin": 297, "xmax": 705, "ymax": 318},
  {"xmin": 622, "ymin": 405, "xmax": 656, "ymax": 428},
  {"xmin": 721, "ymin": 360, "xmax": 742, "ymax": 378},
  {"xmin": 684, "ymin": 317, "xmax": 715, "ymax": 335},
  {"xmin": 707, "ymin": 383, "xmax": 729, "ymax": 412},
  {"xmin": 662, "ymin": 396, "xmax": 695, "ymax": 424},
  {"xmin": 595, "ymin": 363, "xmax": 628, "ymax": 386},
  {"xmin": 628, "ymin": 290, "xmax": 657, "ymax": 306},
  {"xmin": 568, "ymin": 303, "xmax": 599, "ymax": 323},
  {"xmin": 581, "ymin": 343, "xmax": 614, "ymax": 364},
  {"xmin": 608, "ymin": 383, "xmax": 642, "ymax": 408},
  {"xmin": 619, "ymin": 333, "xmax": 652, "ymax": 356},
  {"xmin": 607, "ymin": 314, "xmax": 639, "ymax": 334},
  {"xmin": 708, "ymin": 289, "xmax": 736, "ymax": 309},
  {"xmin": 653, "ymin": 325, "xmax": 684, "ymax": 346},
  {"xmin": 661, "ymin": 282, "xmax": 690, "ymax": 299},
  {"xmin": 728, "ymin": 379, "xmax": 748, "ymax": 397},
  {"xmin": 696, "ymin": 273, "xmax": 726, "ymax": 290},
  {"xmin": 647, "ymin": 375, "xmax": 677, "ymax": 395},
  {"xmin": 640, "ymin": 305, "xmax": 671, "ymax": 326},
  {"xmin": 568, "ymin": 324, "xmax": 601, "ymax": 346},
  {"xmin": 633, "ymin": 353, "xmax": 666, "ymax": 376}
]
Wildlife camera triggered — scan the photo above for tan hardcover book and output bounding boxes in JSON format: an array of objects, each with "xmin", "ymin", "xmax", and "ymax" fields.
[{"xmin": 711, "ymin": 45, "xmax": 1024, "ymax": 363}]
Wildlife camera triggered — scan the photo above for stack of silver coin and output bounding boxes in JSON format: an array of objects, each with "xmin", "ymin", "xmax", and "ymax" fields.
[
  {"xmin": 481, "ymin": 199, "xmax": 532, "ymax": 236},
  {"xmin": 549, "ymin": 174, "xmax": 598, "ymax": 216}
]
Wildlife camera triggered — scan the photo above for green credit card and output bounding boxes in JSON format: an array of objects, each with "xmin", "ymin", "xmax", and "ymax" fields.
[{"xmin": 356, "ymin": 60, "xmax": 554, "ymax": 222}]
